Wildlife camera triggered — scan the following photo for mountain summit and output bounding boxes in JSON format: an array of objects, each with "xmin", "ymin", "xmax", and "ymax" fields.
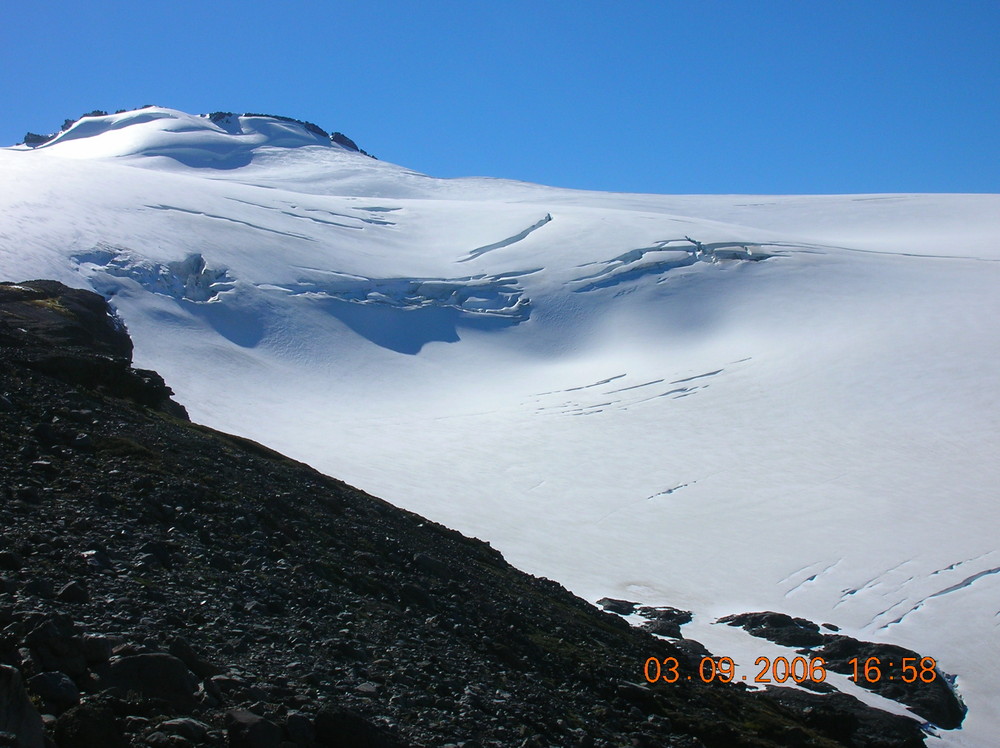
[{"xmin": 16, "ymin": 107, "xmax": 369, "ymax": 168}]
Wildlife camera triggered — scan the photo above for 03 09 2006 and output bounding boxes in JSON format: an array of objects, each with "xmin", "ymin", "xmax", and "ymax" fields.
[{"xmin": 643, "ymin": 655, "xmax": 939, "ymax": 685}]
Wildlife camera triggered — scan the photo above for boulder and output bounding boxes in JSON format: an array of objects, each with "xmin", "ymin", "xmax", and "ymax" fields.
[
  {"xmin": 97, "ymin": 653, "xmax": 197, "ymax": 711},
  {"xmin": 24, "ymin": 616, "xmax": 86, "ymax": 677},
  {"xmin": 283, "ymin": 711, "xmax": 315, "ymax": 746},
  {"xmin": 413, "ymin": 553, "xmax": 450, "ymax": 580},
  {"xmin": 596, "ymin": 598, "xmax": 637, "ymax": 616},
  {"xmin": 53, "ymin": 702, "xmax": 127, "ymax": 748},
  {"xmin": 718, "ymin": 611, "xmax": 826, "ymax": 648},
  {"xmin": 636, "ymin": 606, "xmax": 692, "ymax": 639},
  {"xmin": 226, "ymin": 709, "xmax": 282, "ymax": 748},
  {"xmin": 168, "ymin": 637, "xmax": 225, "ymax": 679},
  {"xmin": 158, "ymin": 717, "xmax": 210, "ymax": 742},
  {"xmin": 314, "ymin": 705, "xmax": 403, "ymax": 747},
  {"xmin": 27, "ymin": 671, "xmax": 80, "ymax": 712},
  {"xmin": 80, "ymin": 634, "xmax": 114, "ymax": 666},
  {"xmin": 55, "ymin": 581, "xmax": 89, "ymax": 604},
  {"xmin": 816, "ymin": 636, "xmax": 967, "ymax": 729},
  {"xmin": 0, "ymin": 665, "xmax": 44, "ymax": 748}
]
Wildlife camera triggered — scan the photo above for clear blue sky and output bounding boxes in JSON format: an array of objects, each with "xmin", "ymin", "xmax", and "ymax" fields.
[{"xmin": 2, "ymin": 1, "xmax": 997, "ymax": 194}]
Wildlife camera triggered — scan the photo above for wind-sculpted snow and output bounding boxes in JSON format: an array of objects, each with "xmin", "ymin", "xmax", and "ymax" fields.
[
  {"xmin": 72, "ymin": 245, "xmax": 235, "ymax": 302},
  {"xmin": 459, "ymin": 213, "xmax": 552, "ymax": 262}
]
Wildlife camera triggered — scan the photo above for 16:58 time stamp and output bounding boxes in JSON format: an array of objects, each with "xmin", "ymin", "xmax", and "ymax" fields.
[{"xmin": 644, "ymin": 655, "xmax": 939, "ymax": 685}]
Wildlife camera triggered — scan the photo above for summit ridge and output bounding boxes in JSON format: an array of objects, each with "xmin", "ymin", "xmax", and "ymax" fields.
[{"xmin": 16, "ymin": 107, "xmax": 372, "ymax": 165}]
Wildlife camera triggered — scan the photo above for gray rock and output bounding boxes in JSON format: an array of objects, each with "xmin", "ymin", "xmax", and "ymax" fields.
[
  {"xmin": 21, "ymin": 579, "xmax": 53, "ymax": 599},
  {"xmin": 81, "ymin": 634, "xmax": 114, "ymax": 665},
  {"xmin": 81, "ymin": 549, "xmax": 112, "ymax": 570},
  {"xmin": 168, "ymin": 637, "xmax": 224, "ymax": 679},
  {"xmin": 208, "ymin": 674, "xmax": 248, "ymax": 697},
  {"xmin": 24, "ymin": 617, "xmax": 86, "ymax": 676},
  {"xmin": 0, "ymin": 554, "xmax": 21, "ymax": 573},
  {"xmin": 313, "ymin": 705, "xmax": 402, "ymax": 747},
  {"xmin": 158, "ymin": 717, "xmax": 210, "ymax": 742},
  {"xmin": 596, "ymin": 597, "xmax": 637, "ymax": 615},
  {"xmin": 283, "ymin": 711, "xmax": 314, "ymax": 746},
  {"xmin": 54, "ymin": 702, "xmax": 127, "ymax": 748},
  {"xmin": 55, "ymin": 581, "xmax": 89, "ymax": 604},
  {"xmin": 71, "ymin": 433, "xmax": 93, "ymax": 450},
  {"xmin": 98, "ymin": 653, "xmax": 198, "ymax": 711},
  {"xmin": 413, "ymin": 553, "xmax": 450, "ymax": 580},
  {"xmin": 399, "ymin": 583, "xmax": 431, "ymax": 608},
  {"xmin": 27, "ymin": 671, "xmax": 80, "ymax": 712},
  {"xmin": 0, "ymin": 665, "xmax": 44, "ymax": 748},
  {"xmin": 226, "ymin": 709, "xmax": 282, "ymax": 748}
]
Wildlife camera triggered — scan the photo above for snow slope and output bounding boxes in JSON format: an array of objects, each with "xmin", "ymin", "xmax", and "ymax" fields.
[{"xmin": 2, "ymin": 108, "xmax": 999, "ymax": 744}]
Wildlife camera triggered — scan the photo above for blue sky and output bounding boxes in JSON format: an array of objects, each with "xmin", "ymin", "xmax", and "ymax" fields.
[{"xmin": 2, "ymin": 1, "xmax": 997, "ymax": 194}]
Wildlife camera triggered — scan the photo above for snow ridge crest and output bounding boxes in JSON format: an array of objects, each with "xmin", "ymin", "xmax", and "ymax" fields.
[{"xmin": 13, "ymin": 107, "xmax": 371, "ymax": 164}]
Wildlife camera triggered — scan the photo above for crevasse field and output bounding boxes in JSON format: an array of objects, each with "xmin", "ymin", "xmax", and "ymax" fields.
[{"xmin": 2, "ymin": 109, "xmax": 998, "ymax": 745}]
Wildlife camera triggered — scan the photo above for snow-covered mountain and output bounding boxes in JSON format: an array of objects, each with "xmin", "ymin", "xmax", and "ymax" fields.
[{"xmin": 3, "ymin": 107, "xmax": 999, "ymax": 744}]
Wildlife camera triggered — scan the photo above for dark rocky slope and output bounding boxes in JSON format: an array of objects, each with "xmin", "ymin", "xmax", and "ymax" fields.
[{"xmin": 0, "ymin": 280, "xmax": 928, "ymax": 747}]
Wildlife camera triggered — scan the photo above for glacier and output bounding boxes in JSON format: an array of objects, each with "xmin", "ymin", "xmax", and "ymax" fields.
[{"xmin": 2, "ymin": 107, "xmax": 999, "ymax": 745}]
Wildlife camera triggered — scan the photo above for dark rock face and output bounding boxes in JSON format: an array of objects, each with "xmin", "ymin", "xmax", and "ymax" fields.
[
  {"xmin": 761, "ymin": 687, "xmax": 927, "ymax": 748},
  {"xmin": 0, "ymin": 280, "xmax": 933, "ymax": 747},
  {"xmin": 330, "ymin": 132, "xmax": 360, "ymax": 152},
  {"xmin": 636, "ymin": 606, "xmax": 693, "ymax": 639},
  {"xmin": 0, "ymin": 665, "xmax": 45, "ymax": 748},
  {"xmin": 723, "ymin": 610, "xmax": 965, "ymax": 730},
  {"xmin": 596, "ymin": 598, "xmax": 637, "ymax": 615},
  {"xmin": 816, "ymin": 636, "xmax": 966, "ymax": 730},
  {"xmin": 0, "ymin": 280, "xmax": 132, "ymax": 359},
  {"xmin": 719, "ymin": 611, "xmax": 826, "ymax": 647},
  {"xmin": 0, "ymin": 280, "xmax": 187, "ymax": 418},
  {"xmin": 22, "ymin": 132, "xmax": 55, "ymax": 147}
]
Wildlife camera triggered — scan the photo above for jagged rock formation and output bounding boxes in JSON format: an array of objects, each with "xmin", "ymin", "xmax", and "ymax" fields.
[{"xmin": 0, "ymin": 281, "xmax": 930, "ymax": 746}]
